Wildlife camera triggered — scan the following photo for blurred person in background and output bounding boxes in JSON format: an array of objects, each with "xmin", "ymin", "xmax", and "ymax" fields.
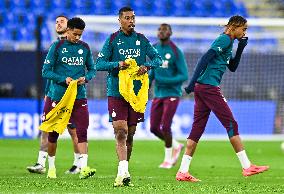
[
  {"xmin": 27, "ymin": 15, "xmax": 81, "ymax": 175},
  {"xmin": 149, "ymin": 23, "xmax": 188, "ymax": 169},
  {"xmin": 176, "ymin": 15, "xmax": 269, "ymax": 182}
]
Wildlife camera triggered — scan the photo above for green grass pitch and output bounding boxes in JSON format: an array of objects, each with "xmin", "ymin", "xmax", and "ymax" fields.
[{"xmin": 0, "ymin": 139, "xmax": 283, "ymax": 193}]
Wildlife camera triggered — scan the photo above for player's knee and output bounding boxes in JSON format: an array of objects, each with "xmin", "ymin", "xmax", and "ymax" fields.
[
  {"xmin": 113, "ymin": 120, "xmax": 127, "ymax": 130},
  {"xmin": 128, "ymin": 126, "xmax": 136, "ymax": 137},
  {"xmin": 77, "ymin": 129, "xmax": 87, "ymax": 143},
  {"xmin": 115, "ymin": 128, "xmax": 127, "ymax": 141},
  {"xmin": 188, "ymin": 134, "xmax": 201, "ymax": 143},
  {"xmin": 68, "ymin": 128, "xmax": 77, "ymax": 139},
  {"xmin": 48, "ymin": 132, "xmax": 59, "ymax": 143}
]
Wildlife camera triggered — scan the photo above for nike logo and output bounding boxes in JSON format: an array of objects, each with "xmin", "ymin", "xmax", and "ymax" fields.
[
  {"xmin": 82, "ymin": 104, "xmax": 87, "ymax": 107},
  {"xmin": 62, "ymin": 48, "xmax": 68, "ymax": 53}
]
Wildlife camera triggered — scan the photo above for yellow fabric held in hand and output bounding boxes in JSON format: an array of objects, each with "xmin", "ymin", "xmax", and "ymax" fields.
[
  {"xmin": 39, "ymin": 80, "xmax": 78, "ymax": 134},
  {"xmin": 119, "ymin": 58, "xmax": 149, "ymax": 113}
]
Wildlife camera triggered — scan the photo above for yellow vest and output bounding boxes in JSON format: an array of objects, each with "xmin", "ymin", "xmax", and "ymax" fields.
[
  {"xmin": 39, "ymin": 80, "xmax": 78, "ymax": 134},
  {"xmin": 119, "ymin": 58, "xmax": 149, "ymax": 113}
]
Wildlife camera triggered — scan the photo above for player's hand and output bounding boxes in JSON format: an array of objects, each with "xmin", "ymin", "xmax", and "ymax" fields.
[
  {"xmin": 77, "ymin": 77, "xmax": 86, "ymax": 85},
  {"xmin": 119, "ymin": 61, "xmax": 129, "ymax": 70},
  {"xmin": 65, "ymin": 77, "xmax": 73, "ymax": 85},
  {"xmin": 137, "ymin": 65, "xmax": 148, "ymax": 75},
  {"xmin": 238, "ymin": 37, "xmax": 248, "ymax": 49},
  {"xmin": 184, "ymin": 83, "xmax": 195, "ymax": 94}
]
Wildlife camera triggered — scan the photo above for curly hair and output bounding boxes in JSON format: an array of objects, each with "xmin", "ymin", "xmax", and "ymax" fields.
[{"xmin": 226, "ymin": 15, "xmax": 247, "ymax": 27}]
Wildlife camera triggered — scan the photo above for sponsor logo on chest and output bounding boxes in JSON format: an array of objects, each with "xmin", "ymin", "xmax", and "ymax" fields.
[
  {"xmin": 61, "ymin": 48, "xmax": 84, "ymax": 66},
  {"xmin": 117, "ymin": 38, "xmax": 141, "ymax": 59},
  {"xmin": 62, "ymin": 56, "xmax": 84, "ymax": 66},
  {"xmin": 119, "ymin": 48, "xmax": 140, "ymax": 59}
]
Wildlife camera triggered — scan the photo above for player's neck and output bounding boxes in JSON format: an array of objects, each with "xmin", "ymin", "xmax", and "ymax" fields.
[
  {"xmin": 58, "ymin": 33, "xmax": 67, "ymax": 40},
  {"xmin": 120, "ymin": 28, "xmax": 132, "ymax": 36},
  {"xmin": 224, "ymin": 29, "xmax": 235, "ymax": 40},
  {"xmin": 160, "ymin": 39, "xmax": 170, "ymax": 45}
]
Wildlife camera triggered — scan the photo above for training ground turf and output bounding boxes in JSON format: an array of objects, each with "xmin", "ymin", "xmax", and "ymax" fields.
[{"xmin": 0, "ymin": 139, "xmax": 283, "ymax": 193}]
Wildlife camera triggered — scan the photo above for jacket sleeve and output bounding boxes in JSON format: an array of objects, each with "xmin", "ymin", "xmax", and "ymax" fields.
[
  {"xmin": 185, "ymin": 49, "xmax": 216, "ymax": 94},
  {"xmin": 148, "ymin": 69, "xmax": 155, "ymax": 87},
  {"xmin": 144, "ymin": 39, "xmax": 163, "ymax": 68},
  {"xmin": 155, "ymin": 48, "xmax": 188, "ymax": 84},
  {"xmin": 85, "ymin": 47, "xmax": 96, "ymax": 81},
  {"xmin": 42, "ymin": 42, "xmax": 66, "ymax": 83},
  {"xmin": 95, "ymin": 37, "xmax": 119, "ymax": 71},
  {"xmin": 227, "ymin": 38, "xmax": 248, "ymax": 72},
  {"xmin": 44, "ymin": 79, "xmax": 50, "ymax": 95}
]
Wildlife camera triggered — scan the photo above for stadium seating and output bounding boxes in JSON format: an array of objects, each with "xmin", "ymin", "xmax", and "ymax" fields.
[{"xmin": 0, "ymin": 0, "xmax": 278, "ymax": 52}]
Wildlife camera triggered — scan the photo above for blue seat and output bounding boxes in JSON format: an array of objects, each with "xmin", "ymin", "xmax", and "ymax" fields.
[
  {"xmin": 171, "ymin": 0, "xmax": 191, "ymax": 16},
  {"xmin": 112, "ymin": 0, "xmax": 131, "ymax": 14},
  {"xmin": 41, "ymin": 25, "xmax": 51, "ymax": 42},
  {"xmin": 131, "ymin": 0, "xmax": 153, "ymax": 16},
  {"xmin": 12, "ymin": 0, "xmax": 34, "ymax": 12},
  {"xmin": 153, "ymin": 0, "xmax": 173, "ymax": 16},
  {"xmin": 19, "ymin": 27, "xmax": 34, "ymax": 42},
  {"xmin": 72, "ymin": 0, "xmax": 94, "ymax": 14},
  {"xmin": 0, "ymin": 11, "xmax": 8, "ymax": 27},
  {"xmin": 93, "ymin": 0, "xmax": 108, "ymax": 15},
  {"xmin": 8, "ymin": 27, "xmax": 22, "ymax": 41},
  {"xmin": 0, "ymin": 0, "xmax": 14, "ymax": 11},
  {"xmin": 13, "ymin": 11, "xmax": 29, "ymax": 26},
  {"xmin": 0, "ymin": 28, "xmax": 11, "ymax": 41},
  {"xmin": 31, "ymin": 0, "xmax": 44, "ymax": 13}
]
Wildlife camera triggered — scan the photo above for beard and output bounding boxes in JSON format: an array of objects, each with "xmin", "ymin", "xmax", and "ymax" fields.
[{"xmin": 56, "ymin": 29, "xmax": 66, "ymax": 35}]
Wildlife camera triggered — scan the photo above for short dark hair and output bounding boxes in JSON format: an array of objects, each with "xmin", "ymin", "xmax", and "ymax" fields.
[
  {"xmin": 119, "ymin": 6, "xmax": 134, "ymax": 17},
  {"xmin": 227, "ymin": 15, "xmax": 247, "ymax": 27},
  {"xmin": 160, "ymin": 23, "xmax": 172, "ymax": 33},
  {"xmin": 56, "ymin": 15, "xmax": 68, "ymax": 20},
  {"xmin": 67, "ymin": 17, "xmax": 85, "ymax": 30}
]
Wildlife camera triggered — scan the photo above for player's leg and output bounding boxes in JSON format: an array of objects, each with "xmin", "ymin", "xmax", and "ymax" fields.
[
  {"xmin": 159, "ymin": 97, "xmax": 182, "ymax": 168},
  {"xmin": 206, "ymin": 86, "xmax": 269, "ymax": 176},
  {"xmin": 46, "ymin": 131, "xmax": 59, "ymax": 178},
  {"xmin": 150, "ymin": 98, "xmax": 164, "ymax": 140},
  {"xmin": 113, "ymin": 120, "xmax": 130, "ymax": 186},
  {"xmin": 126, "ymin": 125, "xmax": 136, "ymax": 162},
  {"xmin": 126, "ymin": 106, "xmax": 144, "ymax": 162},
  {"xmin": 65, "ymin": 126, "xmax": 80, "ymax": 174},
  {"xmin": 27, "ymin": 96, "xmax": 52, "ymax": 174},
  {"xmin": 71, "ymin": 99, "xmax": 96, "ymax": 179},
  {"xmin": 26, "ymin": 131, "xmax": 48, "ymax": 174},
  {"xmin": 176, "ymin": 84, "xmax": 209, "ymax": 182},
  {"xmin": 108, "ymin": 97, "xmax": 134, "ymax": 187}
]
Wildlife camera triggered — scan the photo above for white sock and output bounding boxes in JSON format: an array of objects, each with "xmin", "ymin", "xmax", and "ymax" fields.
[
  {"xmin": 236, "ymin": 150, "xmax": 251, "ymax": 169},
  {"xmin": 172, "ymin": 139, "xmax": 180, "ymax": 149},
  {"xmin": 117, "ymin": 160, "xmax": 128, "ymax": 177},
  {"xmin": 178, "ymin": 155, "xmax": 192, "ymax": 173},
  {"xmin": 164, "ymin": 147, "xmax": 172, "ymax": 162},
  {"xmin": 79, "ymin": 154, "xmax": 88, "ymax": 169},
  {"xmin": 48, "ymin": 156, "xmax": 55, "ymax": 169},
  {"xmin": 73, "ymin": 153, "xmax": 80, "ymax": 168},
  {"xmin": 37, "ymin": 151, "xmax": 48, "ymax": 167}
]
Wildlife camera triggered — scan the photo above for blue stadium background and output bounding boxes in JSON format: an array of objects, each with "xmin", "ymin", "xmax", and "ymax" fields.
[{"xmin": 0, "ymin": 0, "xmax": 284, "ymax": 139}]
